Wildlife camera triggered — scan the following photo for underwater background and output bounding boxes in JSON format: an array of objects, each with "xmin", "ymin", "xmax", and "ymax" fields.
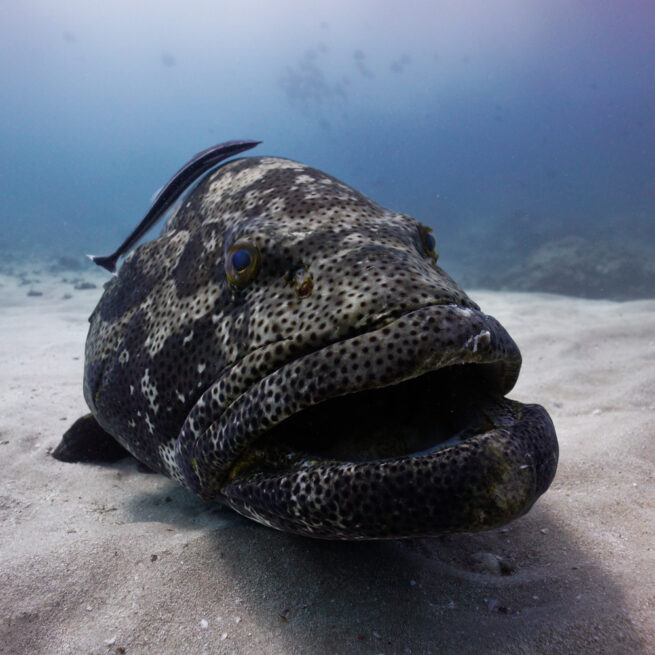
[{"xmin": 1, "ymin": 0, "xmax": 654, "ymax": 299}]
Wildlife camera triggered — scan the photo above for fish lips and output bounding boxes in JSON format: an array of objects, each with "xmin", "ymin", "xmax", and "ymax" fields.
[{"xmin": 183, "ymin": 304, "xmax": 558, "ymax": 539}]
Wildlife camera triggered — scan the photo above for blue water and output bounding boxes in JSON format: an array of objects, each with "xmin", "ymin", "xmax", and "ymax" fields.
[{"xmin": 1, "ymin": 1, "xmax": 653, "ymax": 294}]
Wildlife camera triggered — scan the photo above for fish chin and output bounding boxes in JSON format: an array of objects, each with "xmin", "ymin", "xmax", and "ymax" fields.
[{"xmin": 179, "ymin": 303, "xmax": 557, "ymax": 539}]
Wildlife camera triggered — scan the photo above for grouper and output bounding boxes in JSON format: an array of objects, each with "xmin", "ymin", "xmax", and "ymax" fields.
[{"xmin": 54, "ymin": 140, "xmax": 558, "ymax": 540}]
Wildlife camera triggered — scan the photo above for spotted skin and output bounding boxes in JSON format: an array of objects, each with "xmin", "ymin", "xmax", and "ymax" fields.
[{"xmin": 65, "ymin": 155, "xmax": 558, "ymax": 539}]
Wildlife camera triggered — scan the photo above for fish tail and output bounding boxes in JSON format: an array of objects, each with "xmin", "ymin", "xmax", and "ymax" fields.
[{"xmin": 87, "ymin": 253, "xmax": 119, "ymax": 275}]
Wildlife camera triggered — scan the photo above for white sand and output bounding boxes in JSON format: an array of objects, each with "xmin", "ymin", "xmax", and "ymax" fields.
[{"xmin": 1, "ymin": 270, "xmax": 654, "ymax": 654}]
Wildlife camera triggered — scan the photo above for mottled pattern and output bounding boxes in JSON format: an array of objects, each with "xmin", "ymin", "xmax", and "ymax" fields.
[{"xmin": 80, "ymin": 156, "xmax": 558, "ymax": 539}]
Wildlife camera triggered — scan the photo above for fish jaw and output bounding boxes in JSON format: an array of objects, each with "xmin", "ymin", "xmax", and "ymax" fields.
[
  {"xmin": 220, "ymin": 401, "xmax": 556, "ymax": 540},
  {"xmin": 172, "ymin": 303, "xmax": 558, "ymax": 539}
]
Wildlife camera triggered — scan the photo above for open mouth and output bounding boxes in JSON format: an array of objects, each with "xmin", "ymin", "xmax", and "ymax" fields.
[
  {"xmin": 226, "ymin": 362, "xmax": 508, "ymax": 477},
  {"xmin": 181, "ymin": 304, "xmax": 558, "ymax": 539}
]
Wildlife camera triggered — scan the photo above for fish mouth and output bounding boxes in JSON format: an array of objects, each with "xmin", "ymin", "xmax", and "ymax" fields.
[{"xmin": 182, "ymin": 304, "xmax": 558, "ymax": 539}]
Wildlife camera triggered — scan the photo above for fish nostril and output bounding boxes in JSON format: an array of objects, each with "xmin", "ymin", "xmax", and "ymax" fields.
[
  {"xmin": 288, "ymin": 267, "xmax": 314, "ymax": 298},
  {"xmin": 297, "ymin": 277, "xmax": 314, "ymax": 298}
]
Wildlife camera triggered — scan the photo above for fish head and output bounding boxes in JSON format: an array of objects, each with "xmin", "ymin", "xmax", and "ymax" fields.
[{"xmin": 84, "ymin": 156, "xmax": 558, "ymax": 539}]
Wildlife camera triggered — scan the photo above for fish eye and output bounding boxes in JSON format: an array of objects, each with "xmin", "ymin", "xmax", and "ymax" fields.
[
  {"xmin": 226, "ymin": 242, "xmax": 260, "ymax": 287},
  {"xmin": 232, "ymin": 249, "xmax": 252, "ymax": 272},
  {"xmin": 419, "ymin": 226, "xmax": 438, "ymax": 262}
]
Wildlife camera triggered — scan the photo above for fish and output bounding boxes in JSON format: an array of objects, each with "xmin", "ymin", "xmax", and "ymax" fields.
[
  {"xmin": 55, "ymin": 142, "xmax": 558, "ymax": 540},
  {"xmin": 88, "ymin": 140, "xmax": 261, "ymax": 274}
]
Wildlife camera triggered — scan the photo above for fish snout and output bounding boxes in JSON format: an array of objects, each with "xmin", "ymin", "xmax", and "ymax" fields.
[{"xmin": 308, "ymin": 244, "xmax": 476, "ymax": 333}]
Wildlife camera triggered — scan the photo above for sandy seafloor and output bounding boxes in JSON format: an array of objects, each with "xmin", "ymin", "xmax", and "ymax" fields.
[{"xmin": 1, "ymin": 266, "xmax": 654, "ymax": 655}]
